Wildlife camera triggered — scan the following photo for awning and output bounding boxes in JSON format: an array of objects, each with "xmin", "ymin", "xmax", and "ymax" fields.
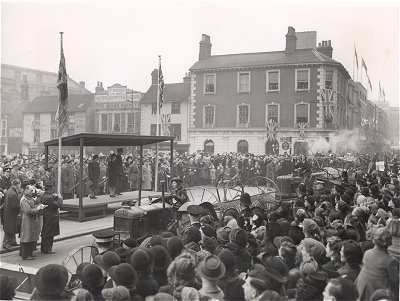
[{"xmin": 44, "ymin": 133, "xmax": 174, "ymax": 147}]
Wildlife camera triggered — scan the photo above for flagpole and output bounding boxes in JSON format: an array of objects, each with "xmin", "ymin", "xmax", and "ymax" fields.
[
  {"xmin": 57, "ymin": 32, "xmax": 64, "ymax": 195},
  {"xmin": 154, "ymin": 55, "xmax": 161, "ymax": 192}
]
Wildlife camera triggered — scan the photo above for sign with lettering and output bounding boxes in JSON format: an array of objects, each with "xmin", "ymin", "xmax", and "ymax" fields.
[
  {"xmin": 109, "ymin": 86, "xmax": 127, "ymax": 96},
  {"xmin": 95, "ymin": 94, "xmax": 127, "ymax": 102},
  {"xmin": 92, "ymin": 102, "xmax": 140, "ymax": 110}
]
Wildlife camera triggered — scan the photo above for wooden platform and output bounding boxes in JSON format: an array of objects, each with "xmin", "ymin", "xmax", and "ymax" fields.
[{"xmin": 61, "ymin": 190, "xmax": 160, "ymax": 221}]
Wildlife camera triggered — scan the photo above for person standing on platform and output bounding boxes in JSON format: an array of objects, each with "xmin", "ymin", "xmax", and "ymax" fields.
[
  {"xmin": 127, "ymin": 159, "xmax": 139, "ymax": 191},
  {"xmin": 40, "ymin": 182, "xmax": 63, "ymax": 254},
  {"xmin": 88, "ymin": 155, "xmax": 100, "ymax": 199},
  {"xmin": 20, "ymin": 185, "xmax": 46, "ymax": 260},
  {"xmin": 115, "ymin": 148, "xmax": 124, "ymax": 195},
  {"xmin": 107, "ymin": 153, "xmax": 118, "ymax": 198},
  {"xmin": 2, "ymin": 179, "xmax": 21, "ymax": 250},
  {"xmin": 142, "ymin": 160, "xmax": 152, "ymax": 191}
]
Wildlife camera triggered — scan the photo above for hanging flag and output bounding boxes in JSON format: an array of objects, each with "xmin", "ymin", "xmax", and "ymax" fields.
[
  {"xmin": 57, "ymin": 33, "xmax": 69, "ymax": 136},
  {"xmin": 354, "ymin": 44, "xmax": 359, "ymax": 68},
  {"xmin": 161, "ymin": 113, "xmax": 171, "ymax": 136},
  {"xmin": 362, "ymin": 58, "xmax": 368, "ymax": 73},
  {"xmin": 383, "ymin": 89, "xmax": 386, "ymax": 101},
  {"xmin": 158, "ymin": 58, "xmax": 165, "ymax": 110},
  {"xmin": 367, "ymin": 74, "xmax": 373, "ymax": 91},
  {"xmin": 379, "ymin": 81, "xmax": 382, "ymax": 99}
]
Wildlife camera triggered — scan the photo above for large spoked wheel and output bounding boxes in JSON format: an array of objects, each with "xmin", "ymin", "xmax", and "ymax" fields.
[
  {"xmin": 216, "ymin": 174, "xmax": 245, "ymax": 202},
  {"xmin": 185, "ymin": 186, "xmax": 219, "ymax": 204},
  {"xmin": 62, "ymin": 245, "xmax": 98, "ymax": 277},
  {"xmin": 244, "ymin": 176, "xmax": 280, "ymax": 195}
]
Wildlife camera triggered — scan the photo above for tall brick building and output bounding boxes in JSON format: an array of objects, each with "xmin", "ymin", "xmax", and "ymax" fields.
[{"xmin": 187, "ymin": 27, "xmax": 367, "ymax": 155}]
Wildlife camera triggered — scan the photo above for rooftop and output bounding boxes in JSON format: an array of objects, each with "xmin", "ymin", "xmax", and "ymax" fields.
[
  {"xmin": 22, "ymin": 94, "xmax": 95, "ymax": 114},
  {"xmin": 141, "ymin": 82, "xmax": 190, "ymax": 104}
]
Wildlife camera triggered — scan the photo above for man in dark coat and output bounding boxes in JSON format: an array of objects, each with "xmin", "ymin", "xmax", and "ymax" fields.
[
  {"xmin": 40, "ymin": 182, "xmax": 63, "ymax": 254},
  {"xmin": 0, "ymin": 167, "xmax": 12, "ymax": 190},
  {"xmin": 88, "ymin": 155, "xmax": 100, "ymax": 199},
  {"xmin": 115, "ymin": 148, "xmax": 124, "ymax": 195},
  {"xmin": 2, "ymin": 179, "xmax": 21, "ymax": 249}
]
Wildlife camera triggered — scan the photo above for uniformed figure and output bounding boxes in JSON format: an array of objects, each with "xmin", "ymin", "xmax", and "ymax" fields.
[
  {"xmin": 0, "ymin": 167, "xmax": 12, "ymax": 191},
  {"xmin": 92, "ymin": 229, "xmax": 119, "ymax": 257},
  {"xmin": 170, "ymin": 178, "xmax": 188, "ymax": 210},
  {"xmin": 237, "ymin": 192, "xmax": 253, "ymax": 231},
  {"xmin": 187, "ymin": 205, "xmax": 203, "ymax": 229}
]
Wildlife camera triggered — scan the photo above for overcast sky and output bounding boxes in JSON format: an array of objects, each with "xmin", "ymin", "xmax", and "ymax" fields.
[{"xmin": 1, "ymin": 1, "xmax": 399, "ymax": 107}]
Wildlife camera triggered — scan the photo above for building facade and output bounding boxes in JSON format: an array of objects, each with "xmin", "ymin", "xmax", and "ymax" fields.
[
  {"xmin": 140, "ymin": 70, "xmax": 190, "ymax": 153},
  {"xmin": 1, "ymin": 63, "xmax": 90, "ymax": 154},
  {"xmin": 377, "ymin": 100, "xmax": 399, "ymax": 150},
  {"xmin": 22, "ymin": 94, "xmax": 94, "ymax": 154},
  {"xmin": 90, "ymin": 83, "xmax": 141, "ymax": 135},
  {"xmin": 188, "ymin": 28, "xmax": 354, "ymax": 155}
]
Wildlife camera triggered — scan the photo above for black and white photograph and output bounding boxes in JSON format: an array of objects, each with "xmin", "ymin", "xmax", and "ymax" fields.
[{"xmin": 0, "ymin": 1, "xmax": 399, "ymax": 300}]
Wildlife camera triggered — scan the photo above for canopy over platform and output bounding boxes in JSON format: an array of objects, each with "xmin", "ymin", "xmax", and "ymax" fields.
[
  {"xmin": 44, "ymin": 133, "xmax": 174, "ymax": 147},
  {"xmin": 44, "ymin": 133, "xmax": 175, "ymax": 222}
]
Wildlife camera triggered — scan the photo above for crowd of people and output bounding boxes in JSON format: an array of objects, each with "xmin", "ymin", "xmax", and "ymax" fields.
[{"xmin": 0, "ymin": 149, "xmax": 399, "ymax": 301}]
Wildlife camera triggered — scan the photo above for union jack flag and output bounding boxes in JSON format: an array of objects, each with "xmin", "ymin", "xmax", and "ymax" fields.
[
  {"xmin": 266, "ymin": 120, "xmax": 277, "ymax": 141},
  {"xmin": 158, "ymin": 58, "xmax": 164, "ymax": 110},
  {"xmin": 321, "ymin": 88, "xmax": 334, "ymax": 102},
  {"xmin": 298, "ymin": 122, "xmax": 307, "ymax": 137},
  {"xmin": 161, "ymin": 114, "xmax": 170, "ymax": 136}
]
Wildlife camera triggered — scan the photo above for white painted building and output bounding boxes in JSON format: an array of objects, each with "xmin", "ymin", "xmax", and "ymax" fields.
[
  {"xmin": 140, "ymin": 70, "xmax": 190, "ymax": 153},
  {"xmin": 22, "ymin": 94, "xmax": 94, "ymax": 154}
]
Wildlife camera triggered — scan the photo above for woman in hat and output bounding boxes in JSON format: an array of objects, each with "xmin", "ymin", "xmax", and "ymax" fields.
[
  {"xmin": 170, "ymin": 178, "xmax": 188, "ymax": 210},
  {"xmin": 355, "ymin": 227, "xmax": 398, "ymax": 301}
]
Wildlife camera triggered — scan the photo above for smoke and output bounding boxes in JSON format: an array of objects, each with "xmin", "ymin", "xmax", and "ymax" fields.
[{"xmin": 310, "ymin": 128, "xmax": 366, "ymax": 154}]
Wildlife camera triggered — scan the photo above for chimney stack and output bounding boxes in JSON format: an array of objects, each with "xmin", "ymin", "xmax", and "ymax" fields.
[
  {"xmin": 317, "ymin": 40, "xmax": 333, "ymax": 58},
  {"xmin": 151, "ymin": 69, "xmax": 158, "ymax": 85},
  {"xmin": 79, "ymin": 81, "xmax": 86, "ymax": 89},
  {"xmin": 199, "ymin": 34, "xmax": 212, "ymax": 60},
  {"xmin": 285, "ymin": 26, "xmax": 297, "ymax": 54},
  {"xmin": 95, "ymin": 81, "xmax": 105, "ymax": 93},
  {"xmin": 183, "ymin": 72, "xmax": 191, "ymax": 83}
]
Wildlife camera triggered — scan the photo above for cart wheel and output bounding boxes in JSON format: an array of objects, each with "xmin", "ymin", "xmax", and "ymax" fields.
[
  {"xmin": 185, "ymin": 186, "xmax": 219, "ymax": 204},
  {"xmin": 244, "ymin": 177, "xmax": 280, "ymax": 196},
  {"xmin": 62, "ymin": 245, "xmax": 98, "ymax": 277}
]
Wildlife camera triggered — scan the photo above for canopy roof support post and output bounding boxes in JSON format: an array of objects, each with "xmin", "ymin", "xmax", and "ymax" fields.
[
  {"xmin": 170, "ymin": 139, "xmax": 174, "ymax": 191},
  {"xmin": 45, "ymin": 145, "xmax": 48, "ymax": 169},
  {"xmin": 78, "ymin": 137, "xmax": 84, "ymax": 222},
  {"xmin": 138, "ymin": 145, "xmax": 143, "ymax": 206}
]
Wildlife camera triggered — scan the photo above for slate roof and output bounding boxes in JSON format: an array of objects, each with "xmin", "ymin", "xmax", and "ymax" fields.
[
  {"xmin": 141, "ymin": 82, "xmax": 190, "ymax": 104},
  {"xmin": 189, "ymin": 48, "xmax": 343, "ymax": 71},
  {"xmin": 22, "ymin": 94, "xmax": 95, "ymax": 113}
]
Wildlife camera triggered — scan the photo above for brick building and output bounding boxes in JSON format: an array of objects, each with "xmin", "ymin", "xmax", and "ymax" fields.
[
  {"xmin": 140, "ymin": 70, "xmax": 190, "ymax": 153},
  {"xmin": 188, "ymin": 27, "xmax": 361, "ymax": 155}
]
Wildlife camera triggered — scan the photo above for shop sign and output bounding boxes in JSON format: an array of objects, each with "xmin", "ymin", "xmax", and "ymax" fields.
[{"xmin": 92, "ymin": 102, "xmax": 139, "ymax": 110}]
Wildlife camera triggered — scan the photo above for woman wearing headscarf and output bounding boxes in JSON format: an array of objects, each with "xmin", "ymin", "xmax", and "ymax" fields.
[{"xmin": 355, "ymin": 227, "xmax": 398, "ymax": 300}]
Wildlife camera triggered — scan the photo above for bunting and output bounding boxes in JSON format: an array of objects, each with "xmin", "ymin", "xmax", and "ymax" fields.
[{"xmin": 354, "ymin": 44, "xmax": 359, "ymax": 68}]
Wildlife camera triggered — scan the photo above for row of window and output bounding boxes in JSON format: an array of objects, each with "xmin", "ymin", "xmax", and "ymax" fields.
[
  {"xmin": 99, "ymin": 112, "xmax": 136, "ymax": 133},
  {"xmin": 203, "ymin": 103, "xmax": 310, "ymax": 127},
  {"xmin": 203, "ymin": 70, "xmax": 334, "ymax": 94}
]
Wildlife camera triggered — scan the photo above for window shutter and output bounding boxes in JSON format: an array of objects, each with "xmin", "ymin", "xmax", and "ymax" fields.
[{"xmin": 121, "ymin": 113, "xmax": 126, "ymax": 133}]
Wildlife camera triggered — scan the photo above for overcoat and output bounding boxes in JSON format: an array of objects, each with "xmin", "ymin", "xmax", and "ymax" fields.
[
  {"xmin": 107, "ymin": 160, "xmax": 118, "ymax": 187},
  {"xmin": 142, "ymin": 165, "xmax": 152, "ymax": 190},
  {"xmin": 3, "ymin": 186, "xmax": 20, "ymax": 234},
  {"xmin": 88, "ymin": 161, "xmax": 101, "ymax": 187},
  {"xmin": 40, "ymin": 192, "xmax": 63, "ymax": 238},
  {"xmin": 355, "ymin": 246, "xmax": 398, "ymax": 301},
  {"xmin": 20, "ymin": 195, "xmax": 41, "ymax": 243}
]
